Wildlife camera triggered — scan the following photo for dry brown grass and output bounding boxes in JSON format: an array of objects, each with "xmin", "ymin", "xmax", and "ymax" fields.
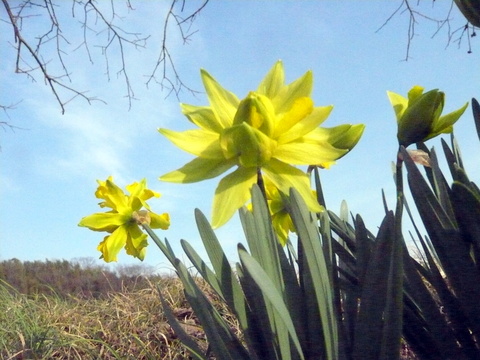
[
  {"xmin": 0, "ymin": 276, "xmax": 217, "ymax": 360},
  {"xmin": 1, "ymin": 275, "xmax": 420, "ymax": 359}
]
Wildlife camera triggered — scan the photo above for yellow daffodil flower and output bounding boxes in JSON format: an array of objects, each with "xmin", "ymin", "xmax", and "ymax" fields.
[
  {"xmin": 256, "ymin": 178, "xmax": 297, "ymax": 246},
  {"xmin": 387, "ymin": 86, "xmax": 468, "ymax": 147},
  {"xmin": 159, "ymin": 61, "xmax": 365, "ymax": 228},
  {"xmin": 79, "ymin": 177, "xmax": 170, "ymax": 262}
]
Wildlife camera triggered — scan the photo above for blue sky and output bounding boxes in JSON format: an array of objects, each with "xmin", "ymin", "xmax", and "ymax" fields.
[{"xmin": 1, "ymin": 1, "xmax": 479, "ymax": 272}]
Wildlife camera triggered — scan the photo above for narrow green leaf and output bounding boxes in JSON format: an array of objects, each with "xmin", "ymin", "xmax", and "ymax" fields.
[
  {"xmin": 472, "ymin": 97, "xmax": 480, "ymax": 141},
  {"xmin": 355, "ymin": 214, "xmax": 372, "ymax": 287},
  {"xmin": 193, "ymin": 209, "xmax": 249, "ymax": 329},
  {"xmin": 180, "ymin": 239, "xmax": 223, "ymax": 300},
  {"xmin": 174, "ymin": 259, "xmax": 251, "ymax": 360},
  {"xmin": 402, "ymin": 147, "xmax": 456, "ymax": 230},
  {"xmin": 452, "ymin": 181, "xmax": 480, "ymax": 256},
  {"xmin": 352, "ymin": 211, "xmax": 394, "ymax": 360},
  {"xmin": 429, "ymin": 149, "xmax": 456, "ymax": 224},
  {"xmin": 158, "ymin": 289, "xmax": 207, "ymax": 360},
  {"xmin": 402, "ymin": 251, "xmax": 464, "ymax": 358},
  {"xmin": 289, "ymin": 188, "xmax": 338, "ymax": 360},
  {"xmin": 240, "ymin": 186, "xmax": 285, "ymax": 291},
  {"xmin": 239, "ymin": 247, "xmax": 305, "ymax": 360},
  {"xmin": 450, "ymin": 133, "xmax": 465, "ymax": 171},
  {"xmin": 441, "ymin": 138, "xmax": 458, "ymax": 180},
  {"xmin": 235, "ymin": 261, "xmax": 278, "ymax": 360},
  {"xmin": 313, "ymin": 166, "xmax": 327, "ymax": 207}
]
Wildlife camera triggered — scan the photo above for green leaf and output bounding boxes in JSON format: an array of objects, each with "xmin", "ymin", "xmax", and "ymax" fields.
[
  {"xmin": 235, "ymin": 260, "xmax": 278, "ymax": 360},
  {"xmin": 174, "ymin": 259, "xmax": 250, "ymax": 360},
  {"xmin": 238, "ymin": 185, "xmax": 294, "ymax": 359},
  {"xmin": 402, "ymin": 251, "xmax": 463, "ymax": 358},
  {"xmin": 180, "ymin": 239, "xmax": 223, "ymax": 300},
  {"xmin": 402, "ymin": 147, "xmax": 456, "ymax": 230},
  {"xmin": 452, "ymin": 181, "xmax": 480, "ymax": 252},
  {"xmin": 158, "ymin": 289, "xmax": 207, "ymax": 360},
  {"xmin": 238, "ymin": 247, "xmax": 305, "ymax": 360},
  {"xmin": 289, "ymin": 188, "xmax": 338, "ymax": 360},
  {"xmin": 352, "ymin": 211, "xmax": 394, "ymax": 360},
  {"xmin": 192, "ymin": 209, "xmax": 249, "ymax": 330},
  {"xmin": 429, "ymin": 149, "xmax": 456, "ymax": 222},
  {"xmin": 472, "ymin": 98, "xmax": 480, "ymax": 141}
]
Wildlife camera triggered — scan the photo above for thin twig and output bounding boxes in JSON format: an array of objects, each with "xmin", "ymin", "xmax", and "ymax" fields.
[
  {"xmin": 147, "ymin": 0, "xmax": 209, "ymax": 98},
  {"xmin": 2, "ymin": 0, "xmax": 104, "ymax": 114}
]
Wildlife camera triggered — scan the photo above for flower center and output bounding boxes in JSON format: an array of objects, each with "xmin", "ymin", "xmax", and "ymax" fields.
[{"xmin": 220, "ymin": 123, "xmax": 277, "ymax": 167}]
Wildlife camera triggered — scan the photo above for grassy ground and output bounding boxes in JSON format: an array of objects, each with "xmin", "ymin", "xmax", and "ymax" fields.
[
  {"xmin": 0, "ymin": 277, "xmax": 214, "ymax": 360},
  {"xmin": 1, "ymin": 276, "xmax": 418, "ymax": 359}
]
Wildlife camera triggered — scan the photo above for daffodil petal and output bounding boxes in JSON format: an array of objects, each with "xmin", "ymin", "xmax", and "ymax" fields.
[
  {"xmin": 272, "ymin": 211, "xmax": 294, "ymax": 246},
  {"xmin": 126, "ymin": 179, "xmax": 145, "ymax": 197},
  {"xmin": 160, "ymin": 157, "xmax": 236, "ymax": 183},
  {"xmin": 275, "ymin": 140, "xmax": 347, "ymax": 165},
  {"xmin": 201, "ymin": 69, "xmax": 239, "ymax": 128},
  {"xmin": 181, "ymin": 104, "xmax": 224, "ymax": 133},
  {"xmin": 125, "ymin": 224, "xmax": 148, "ymax": 260},
  {"xmin": 104, "ymin": 180, "xmax": 130, "ymax": 214},
  {"xmin": 257, "ymin": 60, "xmax": 284, "ymax": 99},
  {"xmin": 263, "ymin": 159, "xmax": 322, "ymax": 213},
  {"xmin": 97, "ymin": 226, "xmax": 128, "ymax": 263},
  {"xmin": 427, "ymin": 101, "xmax": 469, "ymax": 140},
  {"xmin": 150, "ymin": 212, "xmax": 170, "ymax": 230},
  {"xmin": 126, "ymin": 180, "xmax": 160, "ymax": 200},
  {"xmin": 387, "ymin": 91, "xmax": 408, "ymax": 123},
  {"xmin": 79, "ymin": 212, "xmax": 129, "ymax": 232},
  {"xmin": 159, "ymin": 128, "xmax": 223, "ymax": 159},
  {"xmin": 277, "ymin": 106, "xmax": 333, "ymax": 144},
  {"xmin": 272, "ymin": 70, "xmax": 313, "ymax": 113},
  {"xmin": 407, "ymin": 85, "xmax": 425, "ymax": 103},
  {"xmin": 274, "ymin": 97, "xmax": 314, "ymax": 137},
  {"xmin": 321, "ymin": 124, "xmax": 366, "ymax": 151},
  {"xmin": 126, "ymin": 179, "xmax": 160, "ymax": 211},
  {"xmin": 125, "ymin": 179, "xmax": 147, "ymax": 211},
  {"xmin": 212, "ymin": 167, "xmax": 257, "ymax": 228}
]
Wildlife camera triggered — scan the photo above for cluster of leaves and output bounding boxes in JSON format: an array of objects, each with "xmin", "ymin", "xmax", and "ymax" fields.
[
  {"xmin": 150, "ymin": 99, "xmax": 480, "ymax": 359},
  {"xmin": 0, "ymin": 258, "xmax": 160, "ymax": 299}
]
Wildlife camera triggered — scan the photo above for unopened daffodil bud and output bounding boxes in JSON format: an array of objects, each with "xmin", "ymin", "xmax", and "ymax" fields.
[
  {"xmin": 233, "ymin": 92, "xmax": 275, "ymax": 137},
  {"xmin": 220, "ymin": 123, "xmax": 277, "ymax": 167},
  {"xmin": 387, "ymin": 86, "xmax": 468, "ymax": 147}
]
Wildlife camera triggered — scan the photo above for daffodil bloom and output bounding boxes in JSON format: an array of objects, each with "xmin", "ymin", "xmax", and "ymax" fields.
[
  {"xmin": 159, "ymin": 61, "xmax": 365, "ymax": 228},
  {"xmin": 387, "ymin": 86, "xmax": 468, "ymax": 147},
  {"xmin": 247, "ymin": 178, "xmax": 299, "ymax": 246},
  {"xmin": 79, "ymin": 177, "xmax": 170, "ymax": 262}
]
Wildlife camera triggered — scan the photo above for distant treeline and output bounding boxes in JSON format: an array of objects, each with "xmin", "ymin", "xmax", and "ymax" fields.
[{"xmin": 0, "ymin": 258, "xmax": 164, "ymax": 299}]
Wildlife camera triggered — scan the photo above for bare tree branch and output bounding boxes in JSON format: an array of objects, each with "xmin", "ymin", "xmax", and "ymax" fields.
[
  {"xmin": 2, "ymin": 0, "xmax": 104, "ymax": 114},
  {"xmin": 1, "ymin": 102, "xmax": 25, "ymax": 132},
  {"xmin": 378, "ymin": 0, "xmax": 477, "ymax": 60},
  {"xmin": 147, "ymin": 0, "xmax": 210, "ymax": 99},
  {"xmin": 75, "ymin": 0, "xmax": 151, "ymax": 109},
  {"xmin": 1, "ymin": 0, "xmax": 209, "ymax": 125}
]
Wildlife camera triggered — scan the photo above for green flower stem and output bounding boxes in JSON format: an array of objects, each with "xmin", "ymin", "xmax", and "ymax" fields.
[
  {"xmin": 381, "ymin": 147, "xmax": 405, "ymax": 358},
  {"xmin": 256, "ymin": 167, "xmax": 268, "ymax": 203},
  {"xmin": 140, "ymin": 223, "xmax": 176, "ymax": 265}
]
